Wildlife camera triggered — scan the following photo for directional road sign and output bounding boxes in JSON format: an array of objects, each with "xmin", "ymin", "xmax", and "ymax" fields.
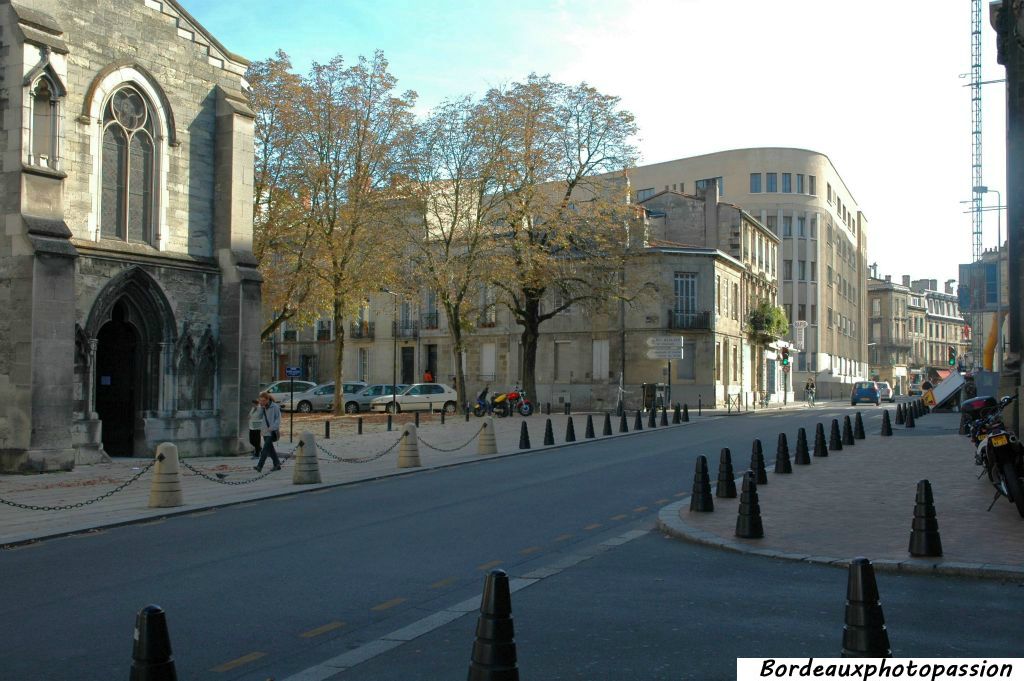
[
  {"xmin": 646, "ymin": 336, "xmax": 684, "ymax": 348},
  {"xmin": 646, "ymin": 347, "xmax": 684, "ymax": 360}
]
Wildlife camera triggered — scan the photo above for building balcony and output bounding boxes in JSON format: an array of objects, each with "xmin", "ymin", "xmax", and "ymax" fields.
[
  {"xmin": 422, "ymin": 312, "xmax": 440, "ymax": 330},
  {"xmin": 349, "ymin": 321, "xmax": 375, "ymax": 340},
  {"xmin": 393, "ymin": 320, "xmax": 419, "ymax": 339},
  {"xmin": 667, "ymin": 310, "xmax": 712, "ymax": 331}
]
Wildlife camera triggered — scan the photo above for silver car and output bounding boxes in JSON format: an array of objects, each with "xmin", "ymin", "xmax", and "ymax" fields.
[
  {"xmin": 370, "ymin": 383, "xmax": 458, "ymax": 414},
  {"xmin": 262, "ymin": 380, "xmax": 317, "ymax": 402},
  {"xmin": 876, "ymin": 381, "xmax": 895, "ymax": 403},
  {"xmin": 281, "ymin": 381, "xmax": 367, "ymax": 412},
  {"xmin": 343, "ymin": 383, "xmax": 408, "ymax": 414}
]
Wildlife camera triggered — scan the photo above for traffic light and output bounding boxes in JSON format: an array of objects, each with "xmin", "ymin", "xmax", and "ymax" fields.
[
  {"xmin": 781, "ymin": 347, "xmax": 790, "ymax": 366},
  {"xmin": 947, "ymin": 346, "xmax": 956, "ymax": 367}
]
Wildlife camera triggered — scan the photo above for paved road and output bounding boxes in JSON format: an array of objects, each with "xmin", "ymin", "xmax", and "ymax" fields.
[{"xmin": 1, "ymin": 407, "xmax": 1020, "ymax": 680}]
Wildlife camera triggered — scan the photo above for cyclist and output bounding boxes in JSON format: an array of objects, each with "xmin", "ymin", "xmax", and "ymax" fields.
[{"xmin": 804, "ymin": 377, "xmax": 816, "ymax": 406}]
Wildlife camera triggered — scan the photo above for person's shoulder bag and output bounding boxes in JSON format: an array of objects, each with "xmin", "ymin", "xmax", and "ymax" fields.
[{"xmin": 264, "ymin": 409, "xmax": 280, "ymax": 442}]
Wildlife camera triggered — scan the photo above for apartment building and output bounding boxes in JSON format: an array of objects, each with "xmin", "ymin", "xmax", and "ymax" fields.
[
  {"xmin": 266, "ymin": 183, "xmax": 783, "ymax": 410},
  {"xmin": 867, "ymin": 274, "xmax": 912, "ymax": 393},
  {"xmin": 622, "ymin": 148, "xmax": 869, "ymax": 394},
  {"xmin": 910, "ymin": 279, "xmax": 970, "ymax": 375}
]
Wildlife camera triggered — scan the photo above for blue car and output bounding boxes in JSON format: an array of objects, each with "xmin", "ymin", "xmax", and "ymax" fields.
[{"xmin": 851, "ymin": 381, "xmax": 880, "ymax": 406}]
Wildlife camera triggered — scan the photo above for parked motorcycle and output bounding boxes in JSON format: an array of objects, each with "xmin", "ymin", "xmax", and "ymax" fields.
[
  {"xmin": 472, "ymin": 387, "xmax": 492, "ymax": 417},
  {"xmin": 489, "ymin": 386, "xmax": 534, "ymax": 417},
  {"xmin": 963, "ymin": 394, "xmax": 1024, "ymax": 518}
]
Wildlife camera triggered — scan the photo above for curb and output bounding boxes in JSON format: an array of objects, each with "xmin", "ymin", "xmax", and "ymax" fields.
[
  {"xmin": 656, "ymin": 499, "xmax": 1024, "ymax": 582},
  {"xmin": 1, "ymin": 415, "xmax": 701, "ymax": 549}
]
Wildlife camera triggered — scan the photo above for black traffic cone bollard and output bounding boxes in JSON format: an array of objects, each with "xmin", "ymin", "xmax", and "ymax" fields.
[
  {"xmin": 467, "ymin": 569, "xmax": 520, "ymax": 681},
  {"xmin": 603, "ymin": 412, "xmax": 613, "ymax": 436},
  {"xmin": 774, "ymin": 433, "xmax": 792, "ymax": 474},
  {"xmin": 854, "ymin": 412, "xmax": 866, "ymax": 440},
  {"xmin": 543, "ymin": 418, "xmax": 555, "ymax": 446},
  {"xmin": 660, "ymin": 406, "xmax": 668, "ymax": 427},
  {"xmin": 829, "ymin": 419, "xmax": 843, "ymax": 451},
  {"xmin": 842, "ymin": 415, "xmax": 855, "ymax": 446},
  {"xmin": 689, "ymin": 455, "xmax": 714, "ymax": 512},
  {"xmin": 647, "ymin": 407, "xmax": 657, "ymax": 429},
  {"xmin": 716, "ymin": 448, "xmax": 737, "ymax": 498},
  {"xmin": 683, "ymin": 403, "xmax": 690, "ymax": 422},
  {"xmin": 895, "ymin": 403, "xmax": 904, "ymax": 425},
  {"xmin": 881, "ymin": 410, "xmax": 893, "ymax": 436},
  {"xmin": 794, "ymin": 427, "xmax": 811, "ymax": 465},
  {"xmin": 585, "ymin": 414, "xmax": 595, "ymax": 439},
  {"xmin": 519, "ymin": 421, "xmax": 531, "ymax": 449},
  {"xmin": 130, "ymin": 604, "xmax": 177, "ymax": 681},
  {"xmin": 750, "ymin": 440, "xmax": 768, "ymax": 485},
  {"xmin": 905, "ymin": 405, "xmax": 916, "ymax": 428},
  {"xmin": 673, "ymin": 403, "xmax": 681, "ymax": 424},
  {"xmin": 565, "ymin": 416, "xmax": 576, "ymax": 443},
  {"xmin": 814, "ymin": 423, "xmax": 829, "ymax": 457},
  {"xmin": 841, "ymin": 557, "xmax": 892, "ymax": 658},
  {"xmin": 634, "ymin": 409, "xmax": 643, "ymax": 431},
  {"xmin": 908, "ymin": 479, "xmax": 942, "ymax": 557},
  {"xmin": 619, "ymin": 412, "xmax": 628, "ymax": 433},
  {"xmin": 735, "ymin": 471, "xmax": 764, "ymax": 539}
]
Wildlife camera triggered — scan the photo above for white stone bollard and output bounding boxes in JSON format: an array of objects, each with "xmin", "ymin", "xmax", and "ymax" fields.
[
  {"xmin": 292, "ymin": 431, "xmax": 322, "ymax": 484},
  {"xmin": 397, "ymin": 423, "xmax": 421, "ymax": 468},
  {"xmin": 477, "ymin": 417, "xmax": 497, "ymax": 455},
  {"xmin": 148, "ymin": 443, "xmax": 184, "ymax": 508}
]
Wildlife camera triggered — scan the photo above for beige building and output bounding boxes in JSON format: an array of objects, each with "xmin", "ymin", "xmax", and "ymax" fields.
[
  {"xmin": 268, "ymin": 183, "xmax": 783, "ymax": 410},
  {"xmin": 867, "ymin": 274, "xmax": 912, "ymax": 393},
  {"xmin": 911, "ymin": 279, "xmax": 969, "ymax": 374},
  {"xmin": 622, "ymin": 148, "xmax": 869, "ymax": 398}
]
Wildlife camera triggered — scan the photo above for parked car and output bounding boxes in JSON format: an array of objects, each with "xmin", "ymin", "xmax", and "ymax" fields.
[
  {"xmin": 344, "ymin": 383, "xmax": 409, "ymax": 414},
  {"xmin": 908, "ymin": 383, "xmax": 923, "ymax": 396},
  {"xmin": 370, "ymin": 383, "xmax": 458, "ymax": 414},
  {"xmin": 851, "ymin": 381, "xmax": 880, "ymax": 406},
  {"xmin": 875, "ymin": 381, "xmax": 895, "ymax": 403},
  {"xmin": 280, "ymin": 381, "xmax": 367, "ymax": 413},
  {"xmin": 262, "ymin": 380, "xmax": 317, "ymax": 402}
]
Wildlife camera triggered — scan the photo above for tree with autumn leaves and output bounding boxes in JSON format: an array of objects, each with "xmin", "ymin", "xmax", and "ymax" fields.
[{"xmin": 248, "ymin": 52, "xmax": 638, "ymax": 412}]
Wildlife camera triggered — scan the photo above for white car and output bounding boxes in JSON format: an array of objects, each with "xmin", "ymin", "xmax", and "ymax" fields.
[
  {"xmin": 280, "ymin": 381, "xmax": 367, "ymax": 412},
  {"xmin": 876, "ymin": 381, "xmax": 895, "ymax": 403},
  {"xmin": 370, "ymin": 383, "xmax": 458, "ymax": 414}
]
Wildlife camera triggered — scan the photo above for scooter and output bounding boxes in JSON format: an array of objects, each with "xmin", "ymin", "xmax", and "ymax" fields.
[
  {"xmin": 472, "ymin": 387, "xmax": 491, "ymax": 417},
  {"xmin": 964, "ymin": 394, "xmax": 1024, "ymax": 518}
]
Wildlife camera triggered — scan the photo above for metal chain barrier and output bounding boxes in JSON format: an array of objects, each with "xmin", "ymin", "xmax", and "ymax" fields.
[
  {"xmin": 315, "ymin": 435, "xmax": 402, "ymax": 464},
  {"xmin": 0, "ymin": 460, "xmax": 156, "ymax": 511},
  {"xmin": 416, "ymin": 424, "xmax": 484, "ymax": 453},
  {"xmin": 179, "ymin": 458, "xmax": 273, "ymax": 485}
]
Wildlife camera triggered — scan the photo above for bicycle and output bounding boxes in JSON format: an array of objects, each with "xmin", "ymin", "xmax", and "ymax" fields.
[{"xmin": 804, "ymin": 389, "xmax": 816, "ymax": 407}]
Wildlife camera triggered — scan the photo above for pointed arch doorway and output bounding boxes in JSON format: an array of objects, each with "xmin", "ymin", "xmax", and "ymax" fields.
[{"xmin": 95, "ymin": 301, "xmax": 139, "ymax": 455}]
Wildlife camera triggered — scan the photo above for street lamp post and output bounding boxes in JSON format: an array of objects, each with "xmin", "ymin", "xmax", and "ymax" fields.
[
  {"xmin": 382, "ymin": 287, "xmax": 400, "ymax": 417},
  {"xmin": 973, "ymin": 186, "xmax": 1003, "ymax": 370}
]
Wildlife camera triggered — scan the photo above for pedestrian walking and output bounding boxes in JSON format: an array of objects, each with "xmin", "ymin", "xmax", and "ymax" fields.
[
  {"xmin": 255, "ymin": 391, "xmax": 282, "ymax": 472},
  {"xmin": 247, "ymin": 399, "xmax": 263, "ymax": 458}
]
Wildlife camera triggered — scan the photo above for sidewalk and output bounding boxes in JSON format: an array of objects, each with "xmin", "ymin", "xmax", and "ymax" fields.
[
  {"xmin": 658, "ymin": 409, "xmax": 1024, "ymax": 580},
  {"xmin": 0, "ymin": 412, "xmax": 642, "ymax": 547}
]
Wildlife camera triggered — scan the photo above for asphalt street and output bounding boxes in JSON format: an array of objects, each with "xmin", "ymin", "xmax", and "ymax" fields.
[{"xmin": 1, "ymin": 406, "xmax": 1021, "ymax": 681}]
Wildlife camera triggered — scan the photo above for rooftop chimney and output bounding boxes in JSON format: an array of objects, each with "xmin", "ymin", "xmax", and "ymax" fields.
[
  {"xmin": 945, "ymin": 279, "xmax": 955, "ymax": 294},
  {"xmin": 902, "ymin": 275, "xmax": 911, "ymax": 287},
  {"xmin": 885, "ymin": 275, "xmax": 891, "ymax": 283}
]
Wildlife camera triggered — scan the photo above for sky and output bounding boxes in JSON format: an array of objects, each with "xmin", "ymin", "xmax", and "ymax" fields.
[{"xmin": 185, "ymin": 0, "xmax": 1007, "ymax": 286}]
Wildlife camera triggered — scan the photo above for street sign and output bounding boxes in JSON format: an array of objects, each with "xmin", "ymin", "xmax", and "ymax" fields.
[
  {"xmin": 285, "ymin": 366, "xmax": 301, "ymax": 378},
  {"xmin": 646, "ymin": 336, "xmax": 684, "ymax": 348},
  {"xmin": 646, "ymin": 347, "xmax": 684, "ymax": 360}
]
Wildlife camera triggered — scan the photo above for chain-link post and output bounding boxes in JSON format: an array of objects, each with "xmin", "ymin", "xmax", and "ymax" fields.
[
  {"xmin": 293, "ymin": 432, "xmax": 322, "ymax": 484},
  {"xmin": 325, "ymin": 420, "xmax": 331, "ymax": 439},
  {"xmin": 358, "ymin": 417, "xmax": 363, "ymax": 435},
  {"xmin": 397, "ymin": 423, "xmax": 421, "ymax": 468},
  {"xmin": 148, "ymin": 443, "xmax": 184, "ymax": 508},
  {"xmin": 387, "ymin": 414, "xmax": 393, "ymax": 432}
]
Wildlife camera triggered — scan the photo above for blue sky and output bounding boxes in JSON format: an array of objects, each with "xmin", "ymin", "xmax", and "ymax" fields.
[{"xmin": 185, "ymin": 0, "xmax": 1007, "ymax": 284}]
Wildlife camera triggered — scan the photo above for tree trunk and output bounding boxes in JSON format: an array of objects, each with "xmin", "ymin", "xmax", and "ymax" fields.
[
  {"xmin": 518, "ymin": 294, "xmax": 542, "ymax": 407},
  {"xmin": 332, "ymin": 289, "xmax": 346, "ymax": 416}
]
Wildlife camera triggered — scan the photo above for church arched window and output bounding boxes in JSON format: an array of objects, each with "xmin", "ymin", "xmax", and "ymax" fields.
[{"xmin": 100, "ymin": 86, "xmax": 156, "ymax": 245}]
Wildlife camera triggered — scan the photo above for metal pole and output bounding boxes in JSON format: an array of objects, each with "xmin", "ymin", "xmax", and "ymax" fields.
[
  {"xmin": 996, "ymin": 189, "xmax": 1003, "ymax": 371},
  {"xmin": 289, "ymin": 377, "xmax": 294, "ymax": 443}
]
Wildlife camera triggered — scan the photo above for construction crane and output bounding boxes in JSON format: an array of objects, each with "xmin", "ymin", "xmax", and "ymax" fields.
[{"xmin": 970, "ymin": 0, "xmax": 983, "ymax": 364}]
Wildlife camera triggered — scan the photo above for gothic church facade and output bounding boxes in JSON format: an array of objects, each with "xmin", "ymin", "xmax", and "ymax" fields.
[{"xmin": 0, "ymin": 0, "xmax": 261, "ymax": 471}]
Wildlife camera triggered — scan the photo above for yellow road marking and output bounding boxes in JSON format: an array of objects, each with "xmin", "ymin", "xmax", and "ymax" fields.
[
  {"xmin": 610, "ymin": 514, "xmax": 628, "ymax": 521},
  {"xmin": 553, "ymin": 533, "xmax": 573, "ymax": 542},
  {"xmin": 633, "ymin": 506, "xmax": 648, "ymax": 513},
  {"xmin": 477, "ymin": 560, "xmax": 502, "ymax": 571},
  {"xmin": 430, "ymin": 577, "xmax": 458, "ymax": 589},
  {"xmin": 584, "ymin": 523, "xmax": 602, "ymax": 531},
  {"xmin": 300, "ymin": 621, "xmax": 345, "ymax": 638},
  {"xmin": 210, "ymin": 652, "xmax": 266, "ymax": 672},
  {"xmin": 519, "ymin": 546, "xmax": 541, "ymax": 555},
  {"xmin": 372, "ymin": 598, "xmax": 406, "ymax": 611}
]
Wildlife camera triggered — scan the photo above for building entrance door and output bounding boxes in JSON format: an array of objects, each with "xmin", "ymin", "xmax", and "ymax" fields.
[
  {"xmin": 95, "ymin": 302, "xmax": 139, "ymax": 456},
  {"xmin": 401, "ymin": 346, "xmax": 415, "ymax": 384}
]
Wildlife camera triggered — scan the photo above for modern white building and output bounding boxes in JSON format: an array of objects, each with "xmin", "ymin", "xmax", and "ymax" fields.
[{"xmin": 623, "ymin": 148, "xmax": 869, "ymax": 397}]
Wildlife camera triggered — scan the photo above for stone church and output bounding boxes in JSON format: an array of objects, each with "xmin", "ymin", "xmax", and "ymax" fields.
[{"xmin": 0, "ymin": 0, "xmax": 262, "ymax": 472}]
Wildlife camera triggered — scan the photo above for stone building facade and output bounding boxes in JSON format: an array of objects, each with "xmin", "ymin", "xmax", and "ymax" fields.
[
  {"xmin": 0, "ymin": 0, "xmax": 261, "ymax": 471},
  {"xmin": 267, "ymin": 184, "xmax": 784, "ymax": 410}
]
